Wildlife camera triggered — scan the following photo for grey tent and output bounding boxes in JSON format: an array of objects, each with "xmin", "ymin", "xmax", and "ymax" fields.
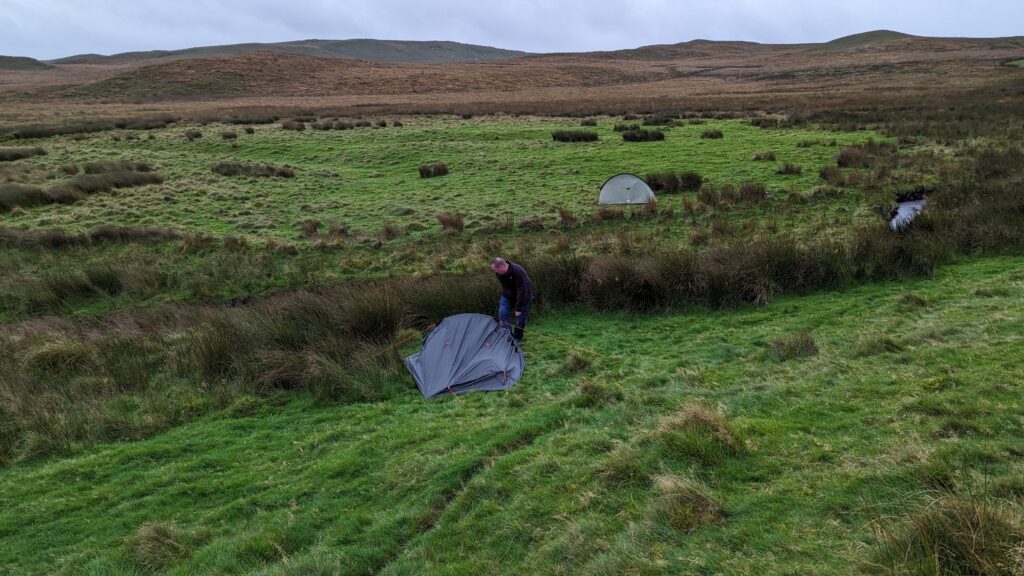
[
  {"xmin": 598, "ymin": 173, "xmax": 656, "ymax": 205},
  {"xmin": 404, "ymin": 313, "xmax": 525, "ymax": 398}
]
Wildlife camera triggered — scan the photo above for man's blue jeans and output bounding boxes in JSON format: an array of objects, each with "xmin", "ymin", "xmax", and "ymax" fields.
[{"xmin": 498, "ymin": 296, "xmax": 530, "ymax": 341}]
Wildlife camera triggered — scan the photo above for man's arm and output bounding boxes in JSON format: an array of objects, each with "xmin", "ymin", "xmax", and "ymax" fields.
[{"xmin": 514, "ymin": 267, "xmax": 529, "ymax": 313}]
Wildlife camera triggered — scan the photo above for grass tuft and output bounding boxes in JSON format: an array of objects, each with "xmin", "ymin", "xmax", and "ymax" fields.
[
  {"xmin": 767, "ymin": 330, "xmax": 818, "ymax": 361},
  {"xmin": 212, "ymin": 162, "xmax": 294, "ymax": 178},
  {"xmin": 572, "ymin": 380, "xmax": 623, "ymax": 409},
  {"xmin": 418, "ymin": 163, "xmax": 449, "ymax": 178},
  {"xmin": 0, "ymin": 147, "xmax": 46, "ymax": 162},
  {"xmin": 128, "ymin": 522, "xmax": 202, "ymax": 572},
  {"xmin": 777, "ymin": 162, "xmax": 803, "ymax": 175},
  {"xmin": 652, "ymin": 474, "xmax": 724, "ymax": 533},
  {"xmin": 436, "ymin": 212, "xmax": 464, "ymax": 233},
  {"xmin": 552, "ymin": 130, "xmax": 599, "ymax": 142},
  {"xmin": 622, "ymin": 129, "xmax": 665, "ymax": 142},
  {"xmin": 654, "ymin": 403, "xmax": 745, "ymax": 465},
  {"xmin": 869, "ymin": 495, "xmax": 1024, "ymax": 576}
]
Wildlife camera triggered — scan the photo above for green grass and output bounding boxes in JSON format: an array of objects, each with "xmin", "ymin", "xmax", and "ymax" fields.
[
  {"xmin": 1009, "ymin": 59, "xmax": 1024, "ymax": 68},
  {"xmin": 2, "ymin": 255, "xmax": 1022, "ymax": 575},
  {"xmin": 0, "ymin": 116, "xmax": 900, "ymax": 321},
  {"xmin": 4, "ymin": 117, "xmax": 882, "ymax": 240}
]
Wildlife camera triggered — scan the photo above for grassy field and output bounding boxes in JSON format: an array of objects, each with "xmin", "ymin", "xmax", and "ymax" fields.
[
  {"xmin": 1, "ymin": 116, "xmax": 900, "ymax": 322},
  {"xmin": 1, "ymin": 255, "xmax": 1021, "ymax": 575},
  {"xmin": 4, "ymin": 116, "xmax": 884, "ymax": 239},
  {"xmin": 2, "ymin": 103, "xmax": 1022, "ymax": 575}
]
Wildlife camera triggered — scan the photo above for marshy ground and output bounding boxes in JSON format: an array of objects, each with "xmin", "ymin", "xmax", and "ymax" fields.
[{"xmin": 1, "ymin": 104, "xmax": 1022, "ymax": 575}]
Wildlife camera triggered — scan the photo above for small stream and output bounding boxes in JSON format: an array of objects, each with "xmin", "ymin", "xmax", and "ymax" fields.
[{"xmin": 890, "ymin": 198, "xmax": 927, "ymax": 231}]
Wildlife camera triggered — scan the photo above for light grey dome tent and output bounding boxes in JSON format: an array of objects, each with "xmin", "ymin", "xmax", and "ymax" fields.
[
  {"xmin": 404, "ymin": 313, "xmax": 525, "ymax": 398},
  {"xmin": 598, "ymin": 173, "xmax": 656, "ymax": 205}
]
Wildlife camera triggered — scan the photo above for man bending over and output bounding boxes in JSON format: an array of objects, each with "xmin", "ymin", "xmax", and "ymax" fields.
[{"xmin": 490, "ymin": 257, "xmax": 533, "ymax": 342}]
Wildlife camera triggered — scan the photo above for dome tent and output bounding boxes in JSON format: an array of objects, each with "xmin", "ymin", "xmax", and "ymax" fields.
[
  {"xmin": 598, "ymin": 173, "xmax": 656, "ymax": 205},
  {"xmin": 404, "ymin": 313, "xmax": 525, "ymax": 398}
]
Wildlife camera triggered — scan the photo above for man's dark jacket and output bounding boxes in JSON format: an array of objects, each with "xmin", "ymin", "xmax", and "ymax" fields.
[{"xmin": 496, "ymin": 262, "xmax": 533, "ymax": 312}]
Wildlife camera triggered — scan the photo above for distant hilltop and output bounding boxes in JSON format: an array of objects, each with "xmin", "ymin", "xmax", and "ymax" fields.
[
  {"xmin": 0, "ymin": 55, "xmax": 53, "ymax": 70},
  {"xmin": 2, "ymin": 30, "xmax": 1021, "ymax": 104},
  {"xmin": 6, "ymin": 30, "xmax": 1023, "ymax": 67},
  {"xmin": 47, "ymin": 38, "xmax": 529, "ymax": 65}
]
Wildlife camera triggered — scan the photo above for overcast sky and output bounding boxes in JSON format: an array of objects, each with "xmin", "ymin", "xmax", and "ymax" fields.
[{"xmin": 2, "ymin": 0, "xmax": 1022, "ymax": 60}]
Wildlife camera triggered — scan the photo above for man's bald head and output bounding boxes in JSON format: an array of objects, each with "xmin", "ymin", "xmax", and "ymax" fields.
[{"xmin": 490, "ymin": 257, "xmax": 509, "ymax": 274}]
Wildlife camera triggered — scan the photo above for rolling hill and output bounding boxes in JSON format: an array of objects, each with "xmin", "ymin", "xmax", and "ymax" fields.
[
  {"xmin": 0, "ymin": 56, "xmax": 52, "ymax": 70},
  {"xmin": 817, "ymin": 29, "xmax": 914, "ymax": 51},
  {"xmin": 49, "ymin": 38, "xmax": 528, "ymax": 65},
  {"xmin": 1, "ymin": 30, "xmax": 1022, "ymax": 123},
  {"xmin": 45, "ymin": 32, "xmax": 1024, "ymax": 103}
]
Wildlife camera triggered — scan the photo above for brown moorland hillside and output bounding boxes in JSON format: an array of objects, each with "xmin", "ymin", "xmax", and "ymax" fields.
[
  {"xmin": 1, "ymin": 32, "xmax": 1022, "ymax": 124},
  {"xmin": 49, "ymin": 38, "xmax": 528, "ymax": 65}
]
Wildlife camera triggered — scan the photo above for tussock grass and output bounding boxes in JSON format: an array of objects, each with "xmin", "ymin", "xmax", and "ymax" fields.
[
  {"xmin": 128, "ymin": 522, "xmax": 203, "ymax": 572},
  {"xmin": 899, "ymin": 293, "xmax": 930, "ymax": 308},
  {"xmin": 572, "ymin": 380, "xmax": 623, "ymax": 409},
  {"xmin": 0, "ymin": 184, "xmax": 51, "ymax": 212},
  {"xmin": 0, "ymin": 225, "xmax": 181, "ymax": 247},
  {"xmin": 678, "ymin": 170, "xmax": 704, "ymax": 191},
  {"xmin": 776, "ymin": 162, "xmax": 803, "ymax": 175},
  {"xmin": 436, "ymin": 212, "xmax": 464, "ymax": 233},
  {"xmin": 83, "ymin": 160, "xmax": 154, "ymax": 174},
  {"xmin": 869, "ymin": 495, "xmax": 1024, "ymax": 576},
  {"xmin": 1, "ymin": 169, "xmax": 164, "ymax": 212},
  {"xmin": 643, "ymin": 113, "xmax": 678, "ymax": 126},
  {"xmin": 645, "ymin": 171, "xmax": 679, "ymax": 194},
  {"xmin": 654, "ymin": 403, "xmax": 744, "ymax": 465},
  {"xmin": 600, "ymin": 442, "xmax": 649, "ymax": 485},
  {"xmin": 652, "ymin": 474, "xmax": 724, "ymax": 533},
  {"xmin": 645, "ymin": 170, "xmax": 703, "ymax": 194},
  {"xmin": 552, "ymin": 130, "xmax": 598, "ymax": 142},
  {"xmin": 563, "ymin": 351, "xmax": 592, "ymax": 373},
  {"xmin": 555, "ymin": 205, "xmax": 577, "ymax": 228},
  {"xmin": 767, "ymin": 330, "xmax": 818, "ymax": 361},
  {"xmin": 378, "ymin": 221, "xmax": 401, "ymax": 241},
  {"xmin": 701, "ymin": 129, "xmax": 724, "ymax": 139},
  {"xmin": 751, "ymin": 117, "xmax": 783, "ymax": 129},
  {"xmin": 57, "ymin": 171, "xmax": 165, "ymax": 195},
  {"xmin": 739, "ymin": 181, "xmax": 766, "ymax": 203},
  {"xmin": 0, "ymin": 147, "xmax": 46, "ymax": 161},
  {"xmin": 855, "ymin": 333, "xmax": 903, "ymax": 356},
  {"xmin": 622, "ymin": 129, "xmax": 664, "ymax": 142},
  {"xmin": 590, "ymin": 206, "xmax": 625, "ymax": 223},
  {"xmin": 224, "ymin": 115, "xmax": 277, "ymax": 125},
  {"xmin": 419, "ymin": 163, "xmax": 449, "ymax": 178},
  {"xmin": 212, "ymin": 162, "xmax": 294, "ymax": 178},
  {"xmin": 9, "ymin": 115, "xmax": 175, "ymax": 139},
  {"xmin": 819, "ymin": 165, "xmax": 845, "ymax": 185}
]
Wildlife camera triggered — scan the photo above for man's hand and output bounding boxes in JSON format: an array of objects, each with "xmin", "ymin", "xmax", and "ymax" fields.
[{"xmin": 514, "ymin": 311, "xmax": 522, "ymax": 317}]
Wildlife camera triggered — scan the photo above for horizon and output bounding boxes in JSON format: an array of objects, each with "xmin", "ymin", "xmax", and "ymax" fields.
[
  {"xmin": 4, "ymin": 29, "xmax": 1023, "ymax": 62},
  {"xmin": 1, "ymin": 0, "xmax": 1022, "ymax": 60}
]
